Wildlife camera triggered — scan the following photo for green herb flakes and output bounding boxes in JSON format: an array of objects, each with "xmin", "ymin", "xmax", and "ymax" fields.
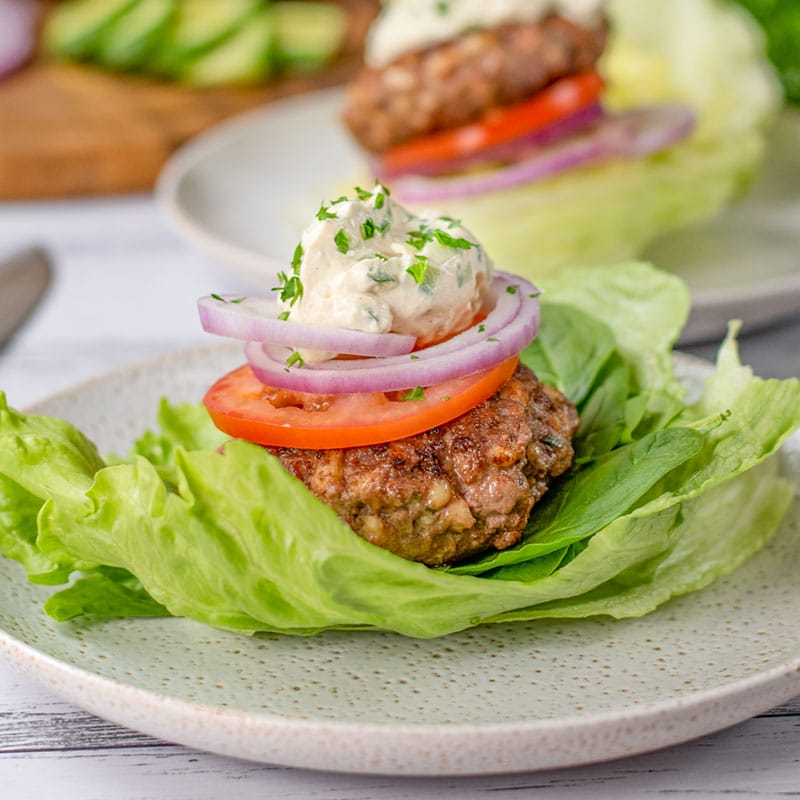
[
  {"xmin": 433, "ymin": 229, "xmax": 475, "ymax": 250},
  {"xmin": 285, "ymin": 351, "xmax": 305, "ymax": 369},
  {"xmin": 406, "ymin": 254, "xmax": 430, "ymax": 285},
  {"xmin": 334, "ymin": 228, "xmax": 350, "ymax": 254},
  {"xmin": 362, "ymin": 218, "xmax": 377, "ymax": 240},
  {"xmin": 401, "ymin": 387, "xmax": 425, "ymax": 401},
  {"xmin": 316, "ymin": 204, "xmax": 337, "ymax": 221},
  {"xmin": 273, "ymin": 272, "xmax": 304, "ymax": 306},
  {"xmin": 291, "ymin": 243, "xmax": 304, "ymax": 272}
]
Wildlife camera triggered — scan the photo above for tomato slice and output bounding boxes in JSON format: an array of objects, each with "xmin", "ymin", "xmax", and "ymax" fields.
[
  {"xmin": 203, "ymin": 357, "xmax": 518, "ymax": 449},
  {"xmin": 377, "ymin": 71, "xmax": 604, "ymax": 175}
]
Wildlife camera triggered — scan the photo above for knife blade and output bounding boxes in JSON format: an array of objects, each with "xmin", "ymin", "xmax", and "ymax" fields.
[{"xmin": 0, "ymin": 246, "xmax": 52, "ymax": 348}]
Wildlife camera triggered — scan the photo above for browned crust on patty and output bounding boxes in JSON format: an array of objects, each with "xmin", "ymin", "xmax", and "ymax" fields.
[
  {"xmin": 342, "ymin": 14, "xmax": 608, "ymax": 153},
  {"xmin": 270, "ymin": 364, "xmax": 579, "ymax": 566}
]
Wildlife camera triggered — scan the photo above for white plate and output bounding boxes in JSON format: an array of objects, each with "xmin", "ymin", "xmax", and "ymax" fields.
[
  {"xmin": 1, "ymin": 346, "xmax": 799, "ymax": 776},
  {"xmin": 156, "ymin": 90, "xmax": 800, "ymax": 345}
]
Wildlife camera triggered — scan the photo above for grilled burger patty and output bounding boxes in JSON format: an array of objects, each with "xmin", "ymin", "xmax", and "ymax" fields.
[
  {"xmin": 270, "ymin": 364, "xmax": 579, "ymax": 566},
  {"xmin": 342, "ymin": 14, "xmax": 608, "ymax": 154}
]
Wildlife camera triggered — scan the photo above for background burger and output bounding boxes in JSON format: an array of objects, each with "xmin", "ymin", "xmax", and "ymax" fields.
[{"xmin": 342, "ymin": 0, "xmax": 781, "ymax": 281}]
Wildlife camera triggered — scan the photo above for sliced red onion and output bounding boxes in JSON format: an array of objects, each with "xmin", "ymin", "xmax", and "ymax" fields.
[
  {"xmin": 244, "ymin": 272, "xmax": 540, "ymax": 394},
  {"xmin": 390, "ymin": 104, "xmax": 696, "ymax": 204},
  {"xmin": 374, "ymin": 103, "xmax": 605, "ymax": 179},
  {"xmin": 198, "ymin": 294, "xmax": 416, "ymax": 357},
  {"xmin": 0, "ymin": 0, "xmax": 35, "ymax": 80}
]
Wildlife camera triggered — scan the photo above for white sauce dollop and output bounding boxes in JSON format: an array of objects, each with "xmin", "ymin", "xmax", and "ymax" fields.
[
  {"xmin": 280, "ymin": 185, "xmax": 492, "ymax": 362},
  {"xmin": 366, "ymin": 0, "xmax": 606, "ymax": 68}
]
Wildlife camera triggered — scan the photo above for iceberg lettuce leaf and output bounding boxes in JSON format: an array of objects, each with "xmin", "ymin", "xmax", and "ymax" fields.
[{"xmin": 1, "ymin": 264, "xmax": 799, "ymax": 638}]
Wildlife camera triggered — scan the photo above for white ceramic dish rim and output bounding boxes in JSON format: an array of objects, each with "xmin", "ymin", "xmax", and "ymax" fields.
[
  {"xmin": 1, "ymin": 629, "xmax": 798, "ymax": 774},
  {"xmin": 0, "ymin": 346, "xmax": 798, "ymax": 775},
  {"xmin": 155, "ymin": 88, "xmax": 800, "ymax": 311}
]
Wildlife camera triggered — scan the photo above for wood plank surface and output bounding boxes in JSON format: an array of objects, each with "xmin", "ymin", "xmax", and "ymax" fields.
[{"xmin": 0, "ymin": 0, "xmax": 377, "ymax": 200}]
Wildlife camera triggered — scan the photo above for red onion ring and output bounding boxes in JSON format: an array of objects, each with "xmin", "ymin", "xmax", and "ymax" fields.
[
  {"xmin": 390, "ymin": 104, "xmax": 696, "ymax": 204},
  {"xmin": 198, "ymin": 294, "xmax": 416, "ymax": 357},
  {"xmin": 244, "ymin": 273, "xmax": 540, "ymax": 394},
  {"xmin": 0, "ymin": 0, "xmax": 35, "ymax": 80}
]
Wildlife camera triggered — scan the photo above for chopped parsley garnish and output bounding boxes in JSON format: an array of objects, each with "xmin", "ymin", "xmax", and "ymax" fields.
[
  {"xmin": 406, "ymin": 254, "xmax": 430, "ymax": 285},
  {"xmin": 374, "ymin": 190, "xmax": 386, "ymax": 209},
  {"xmin": 316, "ymin": 203, "xmax": 337, "ymax": 221},
  {"xmin": 435, "ymin": 1, "xmax": 449, "ymax": 14},
  {"xmin": 334, "ymin": 228, "xmax": 350, "ymax": 254},
  {"xmin": 285, "ymin": 351, "xmax": 305, "ymax": 369},
  {"xmin": 291, "ymin": 242, "xmax": 303, "ymax": 272},
  {"xmin": 362, "ymin": 218, "xmax": 377, "ymax": 240},
  {"xmin": 354, "ymin": 186, "xmax": 373, "ymax": 201},
  {"xmin": 410, "ymin": 354, "xmax": 420, "ymax": 360},
  {"xmin": 330, "ymin": 195, "xmax": 348, "ymax": 204},
  {"xmin": 433, "ymin": 229, "xmax": 475, "ymax": 250},
  {"xmin": 487, "ymin": 337, "xmax": 500, "ymax": 343},
  {"xmin": 407, "ymin": 226, "xmax": 433, "ymax": 251},
  {"xmin": 477, "ymin": 323, "xmax": 486, "ymax": 333},
  {"xmin": 373, "ymin": 252, "xmax": 389, "ymax": 261},
  {"xmin": 439, "ymin": 215, "xmax": 460, "ymax": 228},
  {"xmin": 378, "ymin": 218, "xmax": 392, "ymax": 235},
  {"xmin": 277, "ymin": 310, "xmax": 291, "ymax": 321},
  {"xmin": 369, "ymin": 269, "xmax": 396, "ymax": 284},
  {"xmin": 506, "ymin": 285, "xmax": 518, "ymax": 295},
  {"xmin": 530, "ymin": 290, "xmax": 542, "ymax": 298},
  {"xmin": 273, "ymin": 272, "xmax": 304, "ymax": 306},
  {"xmin": 210, "ymin": 294, "xmax": 246, "ymax": 304},
  {"xmin": 401, "ymin": 387, "xmax": 425, "ymax": 401}
]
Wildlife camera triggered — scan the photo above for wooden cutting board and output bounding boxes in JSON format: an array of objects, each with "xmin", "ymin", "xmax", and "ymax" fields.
[{"xmin": 0, "ymin": 0, "xmax": 377, "ymax": 200}]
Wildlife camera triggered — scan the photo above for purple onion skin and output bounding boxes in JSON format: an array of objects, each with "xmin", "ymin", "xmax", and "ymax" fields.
[
  {"xmin": 389, "ymin": 105, "xmax": 696, "ymax": 204},
  {"xmin": 0, "ymin": 0, "xmax": 36, "ymax": 80}
]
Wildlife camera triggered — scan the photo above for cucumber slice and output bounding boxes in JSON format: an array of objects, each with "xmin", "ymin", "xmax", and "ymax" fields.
[
  {"xmin": 180, "ymin": 11, "xmax": 276, "ymax": 86},
  {"xmin": 273, "ymin": 1, "xmax": 347, "ymax": 70},
  {"xmin": 96, "ymin": 0, "xmax": 177, "ymax": 70},
  {"xmin": 153, "ymin": 0, "xmax": 266, "ymax": 75},
  {"xmin": 44, "ymin": 0, "xmax": 137, "ymax": 59}
]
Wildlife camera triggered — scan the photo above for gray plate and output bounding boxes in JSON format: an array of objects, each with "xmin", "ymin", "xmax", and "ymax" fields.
[
  {"xmin": 156, "ymin": 91, "xmax": 800, "ymax": 345},
  {"xmin": 0, "ymin": 346, "xmax": 798, "ymax": 775}
]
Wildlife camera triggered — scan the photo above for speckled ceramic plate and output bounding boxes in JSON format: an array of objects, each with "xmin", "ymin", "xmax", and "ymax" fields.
[
  {"xmin": 1, "ymin": 346, "xmax": 799, "ymax": 776},
  {"xmin": 156, "ymin": 91, "xmax": 800, "ymax": 345}
]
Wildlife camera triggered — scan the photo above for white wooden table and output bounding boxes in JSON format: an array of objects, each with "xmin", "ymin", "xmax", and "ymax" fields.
[{"xmin": 1, "ymin": 196, "xmax": 799, "ymax": 798}]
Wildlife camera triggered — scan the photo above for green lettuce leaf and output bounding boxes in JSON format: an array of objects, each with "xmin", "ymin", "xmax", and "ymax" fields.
[
  {"xmin": 0, "ymin": 263, "xmax": 798, "ymax": 638},
  {"xmin": 722, "ymin": 0, "xmax": 800, "ymax": 105}
]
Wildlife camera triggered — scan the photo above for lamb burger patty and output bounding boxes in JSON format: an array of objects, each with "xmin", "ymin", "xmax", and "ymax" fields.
[{"xmin": 270, "ymin": 364, "xmax": 579, "ymax": 566}]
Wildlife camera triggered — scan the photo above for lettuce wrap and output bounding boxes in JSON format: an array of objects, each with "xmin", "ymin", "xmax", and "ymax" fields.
[
  {"xmin": 417, "ymin": 0, "xmax": 782, "ymax": 281},
  {"xmin": 1, "ymin": 262, "xmax": 799, "ymax": 638}
]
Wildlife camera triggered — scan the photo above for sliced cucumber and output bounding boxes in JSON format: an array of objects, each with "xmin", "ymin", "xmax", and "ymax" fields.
[
  {"xmin": 96, "ymin": 0, "xmax": 177, "ymax": 70},
  {"xmin": 44, "ymin": 0, "xmax": 137, "ymax": 59},
  {"xmin": 180, "ymin": 11, "xmax": 276, "ymax": 86},
  {"xmin": 153, "ymin": 0, "xmax": 266, "ymax": 75},
  {"xmin": 273, "ymin": 1, "xmax": 347, "ymax": 71}
]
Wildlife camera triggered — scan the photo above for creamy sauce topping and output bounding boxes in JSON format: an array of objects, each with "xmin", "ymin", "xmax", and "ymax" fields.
[
  {"xmin": 366, "ymin": 0, "xmax": 606, "ymax": 68},
  {"xmin": 279, "ymin": 185, "xmax": 492, "ymax": 362}
]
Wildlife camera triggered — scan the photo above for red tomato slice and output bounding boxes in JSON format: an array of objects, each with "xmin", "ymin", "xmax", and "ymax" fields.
[
  {"xmin": 378, "ymin": 71, "xmax": 604, "ymax": 175},
  {"xmin": 203, "ymin": 357, "xmax": 518, "ymax": 449}
]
